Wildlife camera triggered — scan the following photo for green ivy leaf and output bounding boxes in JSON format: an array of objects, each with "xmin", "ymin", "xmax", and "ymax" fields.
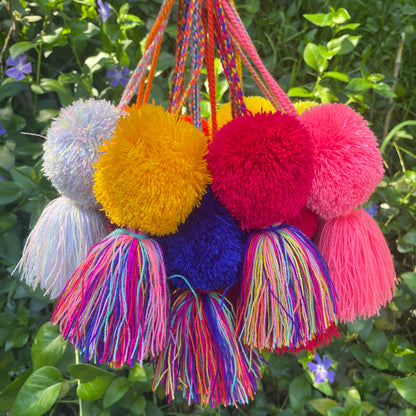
[
  {"xmin": 103, "ymin": 377, "xmax": 131, "ymax": 408},
  {"xmin": 11, "ymin": 367, "xmax": 63, "ymax": 416},
  {"xmin": 393, "ymin": 377, "xmax": 416, "ymax": 406},
  {"xmin": 31, "ymin": 322, "xmax": 67, "ymax": 370},
  {"xmin": 77, "ymin": 376, "xmax": 113, "ymax": 401},
  {"xmin": 303, "ymin": 43, "xmax": 328, "ymax": 73},
  {"xmin": 68, "ymin": 363, "xmax": 115, "ymax": 382}
]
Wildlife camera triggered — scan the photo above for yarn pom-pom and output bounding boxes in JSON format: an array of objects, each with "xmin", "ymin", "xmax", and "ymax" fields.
[
  {"xmin": 43, "ymin": 98, "xmax": 121, "ymax": 208},
  {"xmin": 157, "ymin": 187, "xmax": 246, "ymax": 291},
  {"xmin": 181, "ymin": 115, "xmax": 210, "ymax": 138},
  {"xmin": 236, "ymin": 225, "xmax": 338, "ymax": 352},
  {"xmin": 300, "ymin": 103, "xmax": 384, "ymax": 219},
  {"xmin": 94, "ymin": 104, "xmax": 211, "ymax": 236},
  {"xmin": 153, "ymin": 290, "xmax": 263, "ymax": 407},
  {"xmin": 52, "ymin": 229, "xmax": 170, "ymax": 367},
  {"xmin": 14, "ymin": 196, "xmax": 108, "ymax": 299},
  {"xmin": 215, "ymin": 96, "xmax": 275, "ymax": 130},
  {"xmin": 315, "ymin": 209, "xmax": 396, "ymax": 322},
  {"xmin": 286, "ymin": 206, "xmax": 319, "ymax": 239},
  {"xmin": 207, "ymin": 111, "xmax": 315, "ymax": 231}
]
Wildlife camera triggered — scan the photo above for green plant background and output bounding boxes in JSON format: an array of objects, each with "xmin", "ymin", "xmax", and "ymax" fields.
[{"xmin": 0, "ymin": 0, "xmax": 415, "ymax": 415}]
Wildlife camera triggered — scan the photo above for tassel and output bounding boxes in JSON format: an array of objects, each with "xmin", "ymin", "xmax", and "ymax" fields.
[
  {"xmin": 52, "ymin": 229, "xmax": 169, "ymax": 368},
  {"xmin": 237, "ymin": 225, "xmax": 338, "ymax": 352},
  {"xmin": 13, "ymin": 196, "xmax": 108, "ymax": 299},
  {"xmin": 153, "ymin": 290, "xmax": 264, "ymax": 407},
  {"xmin": 315, "ymin": 209, "xmax": 396, "ymax": 322}
]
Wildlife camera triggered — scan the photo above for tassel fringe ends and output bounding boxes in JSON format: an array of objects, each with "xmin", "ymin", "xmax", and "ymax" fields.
[
  {"xmin": 52, "ymin": 229, "xmax": 169, "ymax": 368},
  {"xmin": 14, "ymin": 196, "xmax": 108, "ymax": 299},
  {"xmin": 237, "ymin": 225, "xmax": 338, "ymax": 352},
  {"xmin": 316, "ymin": 209, "xmax": 396, "ymax": 322},
  {"xmin": 153, "ymin": 290, "xmax": 264, "ymax": 407}
]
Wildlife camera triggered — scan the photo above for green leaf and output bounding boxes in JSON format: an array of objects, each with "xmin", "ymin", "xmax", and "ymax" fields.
[
  {"xmin": 288, "ymin": 87, "xmax": 313, "ymax": 98},
  {"xmin": 68, "ymin": 20, "xmax": 100, "ymax": 41},
  {"xmin": 303, "ymin": 13, "xmax": 332, "ymax": 27},
  {"xmin": 145, "ymin": 401, "xmax": 164, "ymax": 416},
  {"xmin": 0, "ymin": 141, "xmax": 15, "ymax": 171},
  {"xmin": 393, "ymin": 377, "xmax": 416, "ymax": 406},
  {"xmin": 401, "ymin": 272, "xmax": 416, "ymax": 293},
  {"xmin": 346, "ymin": 78, "xmax": 372, "ymax": 93},
  {"xmin": 128, "ymin": 363, "xmax": 148, "ymax": 382},
  {"xmin": 5, "ymin": 326, "xmax": 29, "ymax": 350},
  {"xmin": 372, "ymin": 82, "xmax": 397, "ymax": 98},
  {"xmin": 85, "ymin": 52, "xmax": 112, "ymax": 73},
  {"xmin": 0, "ymin": 81, "xmax": 27, "ymax": 102},
  {"xmin": 0, "ymin": 181, "xmax": 21, "ymax": 205},
  {"xmin": 12, "ymin": 367, "xmax": 63, "ymax": 416},
  {"xmin": 77, "ymin": 376, "xmax": 113, "ymax": 401},
  {"xmin": 131, "ymin": 396, "xmax": 146, "ymax": 416},
  {"xmin": 336, "ymin": 23, "xmax": 360, "ymax": 32},
  {"xmin": 327, "ymin": 35, "xmax": 361, "ymax": 55},
  {"xmin": 323, "ymin": 71, "xmax": 349, "ymax": 82},
  {"xmin": 68, "ymin": 363, "xmax": 115, "ymax": 382},
  {"xmin": 331, "ymin": 8, "xmax": 351, "ymax": 25},
  {"xmin": 9, "ymin": 42, "xmax": 38, "ymax": 59},
  {"xmin": 103, "ymin": 377, "xmax": 131, "ymax": 408},
  {"xmin": 328, "ymin": 408, "xmax": 348, "ymax": 416},
  {"xmin": 303, "ymin": 42, "xmax": 328, "ymax": 73},
  {"xmin": 363, "ymin": 328, "xmax": 388, "ymax": 353},
  {"xmin": 289, "ymin": 376, "xmax": 311, "ymax": 411},
  {"xmin": 308, "ymin": 398, "xmax": 338, "ymax": 415},
  {"xmin": 0, "ymin": 212, "xmax": 18, "ymax": 233},
  {"xmin": 31, "ymin": 323, "xmax": 67, "ymax": 370},
  {"xmin": 0, "ymin": 369, "xmax": 32, "ymax": 412}
]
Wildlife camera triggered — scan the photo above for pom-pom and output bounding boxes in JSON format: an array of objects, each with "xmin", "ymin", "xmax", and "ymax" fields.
[
  {"xmin": 94, "ymin": 104, "xmax": 211, "ymax": 235},
  {"xmin": 236, "ymin": 225, "xmax": 338, "ymax": 352},
  {"xmin": 286, "ymin": 206, "xmax": 319, "ymax": 239},
  {"xmin": 14, "ymin": 196, "xmax": 108, "ymax": 299},
  {"xmin": 153, "ymin": 290, "xmax": 263, "ymax": 407},
  {"xmin": 315, "ymin": 209, "xmax": 396, "ymax": 322},
  {"xmin": 157, "ymin": 187, "xmax": 246, "ymax": 291},
  {"xmin": 207, "ymin": 111, "xmax": 315, "ymax": 231},
  {"xmin": 300, "ymin": 103, "xmax": 384, "ymax": 219},
  {"xmin": 293, "ymin": 100, "xmax": 318, "ymax": 114},
  {"xmin": 181, "ymin": 115, "xmax": 210, "ymax": 138},
  {"xmin": 43, "ymin": 99, "xmax": 121, "ymax": 208},
  {"xmin": 52, "ymin": 229, "xmax": 170, "ymax": 367},
  {"xmin": 215, "ymin": 96, "xmax": 275, "ymax": 130}
]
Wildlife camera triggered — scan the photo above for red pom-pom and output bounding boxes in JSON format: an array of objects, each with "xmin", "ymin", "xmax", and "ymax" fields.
[
  {"xmin": 300, "ymin": 104, "xmax": 384, "ymax": 219},
  {"xmin": 181, "ymin": 115, "xmax": 211, "ymax": 139},
  {"xmin": 286, "ymin": 206, "xmax": 319, "ymax": 239},
  {"xmin": 207, "ymin": 111, "xmax": 315, "ymax": 231}
]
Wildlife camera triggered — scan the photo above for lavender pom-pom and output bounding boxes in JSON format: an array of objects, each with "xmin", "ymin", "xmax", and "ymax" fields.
[{"xmin": 43, "ymin": 98, "xmax": 121, "ymax": 208}]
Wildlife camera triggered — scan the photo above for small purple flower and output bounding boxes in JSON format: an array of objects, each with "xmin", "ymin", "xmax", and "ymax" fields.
[
  {"xmin": 0, "ymin": 123, "xmax": 6, "ymax": 136},
  {"xmin": 5, "ymin": 54, "xmax": 32, "ymax": 81},
  {"xmin": 97, "ymin": 0, "xmax": 112, "ymax": 23},
  {"xmin": 364, "ymin": 202, "xmax": 379, "ymax": 217},
  {"xmin": 107, "ymin": 65, "xmax": 130, "ymax": 87},
  {"xmin": 307, "ymin": 353, "xmax": 335, "ymax": 383}
]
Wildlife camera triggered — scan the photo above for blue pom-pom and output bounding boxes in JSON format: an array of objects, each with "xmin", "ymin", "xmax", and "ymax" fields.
[{"xmin": 157, "ymin": 188, "xmax": 246, "ymax": 291}]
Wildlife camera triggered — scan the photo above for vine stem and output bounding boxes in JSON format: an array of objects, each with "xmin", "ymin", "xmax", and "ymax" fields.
[{"xmin": 75, "ymin": 349, "xmax": 83, "ymax": 416}]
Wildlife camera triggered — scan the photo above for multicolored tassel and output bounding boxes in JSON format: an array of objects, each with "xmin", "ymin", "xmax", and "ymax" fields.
[
  {"xmin": 52, "ymin": 229, "xmax": 169, "ymax": 368},
  {"xmin": 315, "ymin": 209, "xmax": 396, "ymax": 322},
  {"xmin": 237, "ymin": 225, "xmax": 338, "ymax": 352},
  {"xmin": 14, "ymin": 196, "xmax": 108, "ymax": 299},
  {"xmin": 153, "ymin": 290, "xmax": 264, "ymax": 407}
]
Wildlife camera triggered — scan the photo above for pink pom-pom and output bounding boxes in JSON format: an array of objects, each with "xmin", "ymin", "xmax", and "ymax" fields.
[
  {"xmin": 300, "ymin": 104, "xmax": 384, "ymax": 219},
  {"xmin": 207, "ymin": 111, "xmax": 315, "ymax": 231},
  {"xmin": 315, "ymin": 209, "xmax": 396, "ymax": 322}
]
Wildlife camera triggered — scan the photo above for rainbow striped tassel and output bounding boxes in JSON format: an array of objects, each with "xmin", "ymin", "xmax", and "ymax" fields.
[
  {"xmin": 236, "ymin": 225, "xmax": 338, "ymax": 352},
  {"xmin": 153, "ymin": 290, "xmax": 264, "ymax": 407},
  {"xmin": 13, "ymin": 196, "xmax": 108, "ymax": 299},
  {"xmin": 52, "ymin": 229, "xmax": 169, "ymax": 368}
]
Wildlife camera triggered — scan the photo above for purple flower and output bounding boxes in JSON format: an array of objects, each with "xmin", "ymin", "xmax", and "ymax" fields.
[
  {"xmin": 107, "ymin": 65, "xmax": 130, "ymax": 87},
  {"xmin": 5, "ymin": 54, "xmax": 32, "ymax": 81},
  {"xmin": 307, "ymin": 353, "xmax": 335, "ymax": 383},
  {"xmin": 0, "ymin": 123, "xmax": 6, "ymax": 136},
  {"xmin": 364, "ymin": 202, "xmax": 379, "ymax": 217},
  {"xmin": 97, "ymin": 0, "xmax": 112, "ymax": 23}
]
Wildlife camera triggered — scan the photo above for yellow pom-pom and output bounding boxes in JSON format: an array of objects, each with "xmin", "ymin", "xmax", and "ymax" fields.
[
  {"xmin": 94, "ymin": 104, "xmax": 211, "ymax": 236},
  {"xmin": 293, "ymin": 100, "xmax": 319, "ymax": 114},
  {"xmin": 215, "ymin": 96, "xmax": 276, "ymax": 130}
]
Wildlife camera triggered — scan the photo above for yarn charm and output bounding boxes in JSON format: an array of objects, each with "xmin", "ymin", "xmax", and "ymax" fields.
[{"xmin": 52, "ymin": 229, "xmax": 170, "ymax": 368}]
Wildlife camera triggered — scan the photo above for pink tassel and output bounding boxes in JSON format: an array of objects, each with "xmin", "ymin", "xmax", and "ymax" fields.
[
  {"xmin": 52, "ymin": 229, "xmax": 170, "ymax": 368},
  {"xmin": 315, "ymin": 209, "xmax": 396, "ymax": 322}
]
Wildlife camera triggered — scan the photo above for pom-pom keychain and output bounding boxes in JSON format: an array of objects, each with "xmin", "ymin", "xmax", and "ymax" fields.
[
  {"xmin": 157, "ymin": 187, "xmax": 246, "ymax": 291},
  {"xmin": 94, "ymin": 104, "xmax": 211, "ymax": 236},
  {"xmin": 14, "ymin": 98, "xmax": 121, "ymax": 298},
  {"xmin": 315, "ymin": 209, "xmax": 396, "ymax": 322},
  {"xmin": 153, "ymin": 290, "xmax": 264, "ymax": 407},
  {"xmin": 52, "ymin": 229, "xmax": 170, "ymax": 367},
  {"xmin": 300, "ymin": 103, "xmax": 396, "ymax": 322}
]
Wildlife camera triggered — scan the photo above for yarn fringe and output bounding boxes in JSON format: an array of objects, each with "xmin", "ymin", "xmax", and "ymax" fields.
[
  {"xmin": 237, "ymin": 225, "xmax": 338, "ymax": 352},
  {"xmin": 13, "ymin": 196, "xmax": 108, "ymax": 299},
  {"xmin": 153, "ymin": 290, "xmax": 264, "ymax": 407},
  {"xmin": 315, "ymin": 209, "xmax": 396, "ymax": 322},
  {"xmin": 52, "ymin": 229, "xmax": 170, "ymax": 368}
]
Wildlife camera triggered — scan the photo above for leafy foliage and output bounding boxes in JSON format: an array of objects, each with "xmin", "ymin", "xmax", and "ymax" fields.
[{"xmin": 0, "ymin": 0, "xmax": 415, "ymax": 415}]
